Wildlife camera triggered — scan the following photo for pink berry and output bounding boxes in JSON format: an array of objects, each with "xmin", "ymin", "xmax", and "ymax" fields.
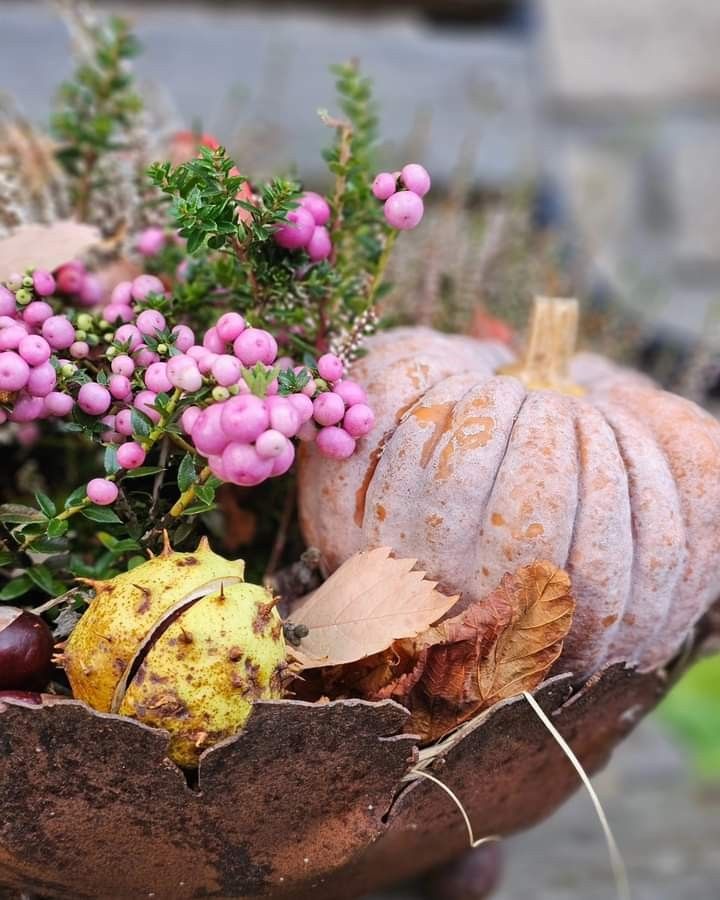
[
  {"xmin": 221, "ymin": 442, "xmax": 273, "ymax": 486},
  {"xmin": 137, "ymin": 227, "xmax": 166, "ymax": 257},
  {"xmin": 300, "ymin": 192, "xmax": 331, "ymax": 226},
  {"xmin": 274, "ymin": 207, "xmax": 315, "ymax": 250},
  {"xmin": 191, "ymin": 403, "xmax": 229, "ymax": 456},
  {"xmin": 0, "ymin": 351, "xmax": 29, "ymax": 391},
  {"xmin": 333, "ymin": 379, "xmax": 367, "ymax": 406},
  {"xmin": 18, "ymin": 335, "xmax": 51, "ymax": 367},
  {"xmin": 26, "ymin": 362, "xmax": 56, "ymax": 397},
  {"xmin": 167, "ymin": 355, "xmax": 203, "ymax": 393},
  {"xmin": 117, "ymin": 441, "xmax": 146, "ymax": 470},
  {"xmin": 78, "ymin": 275, "xmax": 102, "ymax": 307},
  {"xmin": 23, "ymin": 301, "xmax": 54, "ymax": 328},
  {"xmin": 306, "ymin": 226, "xmax": 332, "ymax": 262},
  {"xmin": 301, "ymin": 377, "xmax": 318, "ymax": 398},
  {"xmin": 111, "ymin": 354, "xmax": 135, "ymax": 377},
  {"xmin": 372, "ymin": 172, "xmax": 397, "ymax": 200},
  {"xmin": 103, "ymin": 304, "xmax": 134, "ymax": 325},
  {"xmin": 0, "ymin": 324, "xmax": 28, "ymax": 350},
  {"xmin": 211, "ymin": 354, "xmax": 242, "ymax": 387},
  {"xmin": 114, "ymin": 324, "xmax": 143, "ymax": 351},
  {"xmin": 255, "ymin": 428, "xmax": 290, "ymax": 459},
  {"xmin": 313, "ymin": 391, "xmax": 345, "ymax": 426},
  {"xmin": 220, "ymin": 395, "xmax": 269, "ymax": 443},
  {"xmin": 197, "ymin": 351, "xmax": 218, "ymax": 375},
  {"xmin": 267, "ymin": 397, "xmax": 300, "ymax": 437},
  {"xmin": 144, "ymin": 361, "xmax": 172, "ymax": 394},
  {"xmin": 115, "ymin": 408, "xmax": 133, "ymax": 436},
  {"xmin": 171, "ymin": 324, "xmax": 195, "ymax": 352},
  {"xmin": 343, "ymin": 402, "xmax": 375, "ymax": 438},
  {"xmin": 55, "ymin": 262, "xmax": 85, "ymax": 295},
  {"xmin": 109, "ymin": 374, "xmax": 132, "ymax": 400},
  {"xmin": 133, "ymin": 348, "xmax": 159, "ymax": 368},
  {"xmin": 69, "ymin": 341, "xmax": 90, "ymax": 360},
  {"xmin": 134, "ymin": 390, "xmax": 160, "ymax": 424},
  {"xmin": 86, "ymin": 478, "xmax": 118, "ymax": 506},
  {"xmin": 317, "ymin": 353, "xmax": 344, "ymax": 382},
  {"xmin": 270, "ymin": 440, "xmax": 296, "ymax": 477},
  {"xmin": 136, "ymin": 309, "xmax": 166, "ymax": 337},
  {"xmin": 45, "ymin": 391, "xmax": 74, "ymax": 417},
  {"xmin": 316, "ymin": 425, "xmax": 356, "ymax": 460},
  {"xmin": 401, "ymin": 163, "xmax": 431, "ymax": 197},
  {"xmin": 0, "ymin": 286, "xmax": 16, "ymax": 316},
  {"xmin": 384, "ymin": 190, "xmax": 424, "ymax": 230},
  {"xmin": 216, "ymin": 313, "xmax": 246, "ymax": 343},
  {"xmin": 233, "ymin": 328, "xmax": 277, "ymax": 366},
  {"xmin": 180, "ymin": 406, "xmax": 201, "ymax": 434},
  {"xmin": 78, "ymin": 382, "xmax": 111, "ymax": 416},
  {"xmin": 42, "ymin": 315, "xmax": 76, "ymax": 350},
  {"xmin": 32, "ymin": 270, "xmax": 56, "ymax": 297},
  {"xmin": 202, "ymin": 326, "xmax": 226, "ymax": 353},
  {"xmin": 287, "ymin": 392, "xmax": 314, "ymax": 423},
  {"xmin": 110, "ymin": 281, "xmax": 134, "ymax": 306},
  {"xmin": 131, "ymin": 274, "xmax": 164, "ymax": 302},
  {"xmin": 10, "ymin": 395, "xmax": 45, "ymax": 423}
]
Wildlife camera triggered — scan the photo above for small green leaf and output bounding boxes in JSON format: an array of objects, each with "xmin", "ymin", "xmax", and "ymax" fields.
[
  {"xmin": 64, "ymin": 486, "xmax": 88, "ymax": 510},
  {"xmin": 131, "ymin": 408, "xmax": 153, "ymax": 437},
  {"xmin": 127, "ymin": 555, "xmax": 146, "ymax": 570},
  {"xmin": 97, "ymin": 532, "xmax": 118, "ymax": 551},
  {"xmin": 82, "ymin": 506, "xmax": 123, "ymax": 524},
  {"xmin": 27, "ymin": 565, "xmax": 61, "ymax": 597},
  {"xmin": 0, "ymin": 550, "xmax": 14, "ymax": 567},
  {"xmin": 0, "ymin": 574, "xmax": 32, "ymax": 601},
  {"xmin": 195, "ymin": 483, "xmax": 216, "ymax": 505},
  {"xmin": 122, "ymin": 465, "xmax": 166, "ymax": 479},
  {"xmin": 47, "ymin": 518, "xmax": 69, "ymax": 539},
  {"xmin": 104, "ymin": 445, "xmax": 120, "ymax": 475},
  {"xmin": 34, "ymin": 491, "xmax": 57, "ymax": 519},
  {"xmin": 177, "ymin": 453, "xmax": 196, "ymax": 492}
]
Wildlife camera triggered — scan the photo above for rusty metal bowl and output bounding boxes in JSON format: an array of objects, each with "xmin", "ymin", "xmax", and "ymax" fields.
[{"xmin": 1, "ymin": 602, "xmax": 717, "ymax": 900}]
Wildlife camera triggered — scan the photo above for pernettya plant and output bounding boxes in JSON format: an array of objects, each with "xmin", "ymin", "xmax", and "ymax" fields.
[{"xmin": 0, "ymin": 12, "xmax": 431, "ymax": 613}]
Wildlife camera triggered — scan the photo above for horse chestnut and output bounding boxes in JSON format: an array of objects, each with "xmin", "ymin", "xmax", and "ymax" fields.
[{"xmin": 0, "ymin": 607, "xmax": 54, "ymax": 690}]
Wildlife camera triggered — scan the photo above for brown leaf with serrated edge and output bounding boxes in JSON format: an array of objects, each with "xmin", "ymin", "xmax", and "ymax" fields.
[
  {"xmin": 290, "ymin": 547, "xmax": 459, "ymax": 669},
  {"xmin": 0, "ymin": 221, "xmax": 100, "ymax": 282},
  {"xmin": 475, "ymin": 561, "xmax": 574, "ymax": 708}
]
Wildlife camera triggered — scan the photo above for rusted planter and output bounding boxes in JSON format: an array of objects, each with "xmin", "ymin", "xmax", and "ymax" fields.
[{"xmin": 1, "ymin": 602, "xmax": 717, "ymax": 900}]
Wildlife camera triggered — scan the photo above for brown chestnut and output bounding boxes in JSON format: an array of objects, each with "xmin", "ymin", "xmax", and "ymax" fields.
[{"xmin": 0, "ymin": 607, "xmax": 54, "ymax": 691}]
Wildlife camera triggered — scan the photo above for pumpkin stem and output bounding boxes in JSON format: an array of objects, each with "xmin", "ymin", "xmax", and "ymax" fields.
[{"xmin": 500, "ymin": 296, "xmax": 585, "ymax": 396}]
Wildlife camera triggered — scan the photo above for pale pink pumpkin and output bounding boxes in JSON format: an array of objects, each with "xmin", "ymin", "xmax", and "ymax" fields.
[{"xmin": 298, "ymin": 299, "xmax": 720, "ymax": 677}]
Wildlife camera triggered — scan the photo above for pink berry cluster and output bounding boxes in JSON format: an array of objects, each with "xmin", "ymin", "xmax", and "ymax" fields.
[
  {"xmin": 372, "ymin": 163, "xmax": 431, "ymax": 230},
  {"xmin": 0, "ymin": 271, "xmax": 80, "ymax": 426},
  {"xmin": 180, "ymin": 343, "xmax": 375, "ymax": 486},
  {"xmin": 54, "ymin": 260, "xmax": 104, "ymax": 307},
  {"xmin": 273, "ymin": 192, "xmax": 333, "ymax": 262}
]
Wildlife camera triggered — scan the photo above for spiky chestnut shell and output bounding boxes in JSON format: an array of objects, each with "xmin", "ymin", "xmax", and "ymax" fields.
[{"xmin": 63, "ymin": 538, "xmax": 286, "ymax": 767}]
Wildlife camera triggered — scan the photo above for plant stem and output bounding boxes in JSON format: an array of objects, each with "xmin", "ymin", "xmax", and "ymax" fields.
[
  {"xmin": 364, "ymin": 229, "xmax": 398, "ymax": 311},
  {"xmin": 141, "ymin": 388, "xmax": 182, "ymax": 451},
  {"xmin": 169, "ymin": 466, "xmax": 212, "ymax": 518}
]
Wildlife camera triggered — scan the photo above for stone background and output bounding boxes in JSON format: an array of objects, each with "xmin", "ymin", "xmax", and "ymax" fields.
[{"xmin": 2, "ymin": 3, "xmax": 720, "ymax": 897}]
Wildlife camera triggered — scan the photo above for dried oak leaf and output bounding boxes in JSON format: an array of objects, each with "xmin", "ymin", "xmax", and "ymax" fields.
[
  {"xmin": 289, "ymin": 547, "xmax": 459, "ymax": 669},
  {"xmin": 0, "ymin": 221, "xmax": 100, "ymax": 282},
  {"xmin": 363, "ymin": 561, "xmax": 574, "ymax": 743}
]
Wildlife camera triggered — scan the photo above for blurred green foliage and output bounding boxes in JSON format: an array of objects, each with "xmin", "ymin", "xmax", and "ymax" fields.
[{"xmin": 658, "ymin": 653, "xmax": 720, "ymax": 780}]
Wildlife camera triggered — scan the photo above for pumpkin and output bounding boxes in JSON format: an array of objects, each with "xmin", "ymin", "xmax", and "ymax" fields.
[{"xmin": 299, "ymin": 298, "xmax": 720, "ymax": 677}]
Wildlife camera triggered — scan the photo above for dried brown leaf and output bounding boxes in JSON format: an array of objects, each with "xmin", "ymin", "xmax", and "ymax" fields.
[
  {"xmin": 290, "ymin": 547, "xmax": 459, "ymax": 669},
  {"xmin": 0, "ymin": 221, "xmax": 100, "ymax": 281}
]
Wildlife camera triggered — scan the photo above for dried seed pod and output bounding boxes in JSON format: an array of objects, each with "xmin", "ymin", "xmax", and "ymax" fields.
[
  {"xmin": 63, "ymin": 538, "xmax": 286, "ymax": 767},
  {"xmin": 0, "ymin": 607, "xmax": 53, "ymax": 691}
]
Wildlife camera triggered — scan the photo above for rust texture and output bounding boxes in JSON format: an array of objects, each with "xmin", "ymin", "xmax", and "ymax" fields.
[{"xmin": 0, "ymin": 603, "xmax": 717, "ymax": 899}]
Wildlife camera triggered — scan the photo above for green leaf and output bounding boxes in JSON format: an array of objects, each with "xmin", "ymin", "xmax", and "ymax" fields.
[
  {"xmin": 27, "ymin": 565, "xmax": 61, "ymax": 597},
  {"xmin": 65, "ymin": 486, "xmax": 88, "ymax": 510},
  {"xmin": 121, "ymin": 465, "xmax": 166, "ymax": 479},
  {"xmin": 177, "ymin": 453, "xmax": 196, "ymax": 492},
  {"xmin": 180, "ymin": 503, "xmax": 213, "ymax": 516},
  {"xmin": 127, "ymin": 555, "xmax": 146, "ymax": 570},
  {"xmin": 195, "ymin": 483, "xmax": 216, "ymax": 505},
  {"xmin": 104, "ymin": 445, "xmax": 120, "ymax": 475},
  {"xmin": 0, "ymin": 574, "xmax": 32, "ymax": 601},
  {"xmin": 82, "ymin": 506, "xmax": 123, "ymax": 524},
  {"xmin": 34, "ymin": 491, "xmax": 57, "ymax": 519},
  {"xmin": 0, "ymin": 550, "xmax": 14, "ymax": 567},
  {"xmin": 0, "ymin": 504, "xmax": 46, "ymax": 525},
  {"xmin": 47, "ymin": 518, "xmax": 69, "ymax": 539},
  {"xmin": 131, "ymin": 407, "xmax": 153, "ymax": 437}
]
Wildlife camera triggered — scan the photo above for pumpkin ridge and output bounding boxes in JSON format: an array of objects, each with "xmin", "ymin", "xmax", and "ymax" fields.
[{"xmin": 597, "ymin": 392, "xmax": 688, "ymax": 667}]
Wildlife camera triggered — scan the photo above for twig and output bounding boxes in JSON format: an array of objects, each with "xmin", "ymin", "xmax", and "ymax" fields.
[{"xmin": 264, "ymin": 486, "xmax": 296, "ymax": 581}]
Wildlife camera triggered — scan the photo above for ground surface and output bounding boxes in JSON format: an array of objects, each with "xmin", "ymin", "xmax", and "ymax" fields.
[{"xmin": 367, "ymin": 721, "xmax": 720, "ymax": 900}]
